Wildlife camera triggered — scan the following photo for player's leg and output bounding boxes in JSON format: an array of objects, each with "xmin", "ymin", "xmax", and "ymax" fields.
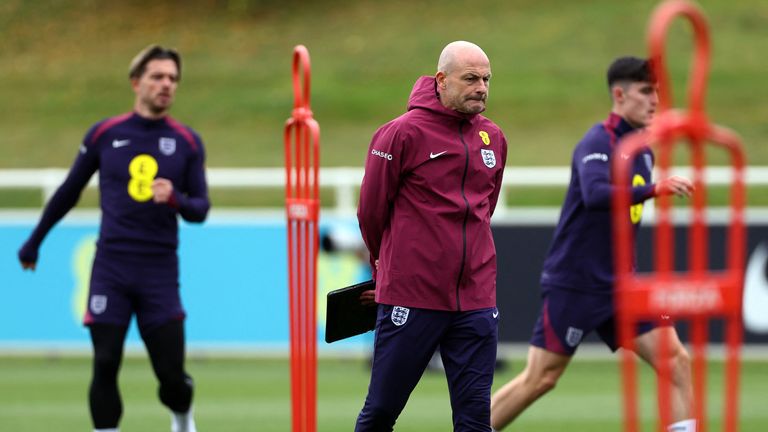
[
  {"xmin": 440, "ymin": 307, "xmax": 498, "ymax": 431},
  {"xmin": 598, "ymin": 315, "xmax": 695, "ymax": 432},
  {"xmin": 86, "ymin": 251, "xmax": 135, "ymax": 431},
  {"xmin": 134, "ymin": 253, "xmax": 193, "ymax": 432},
  {"xmin": 141, "ymin": 319, "xmax": 195, "ymax": 432},
  {"xmin": 355, "ymin": 305, "xmax": 446, "ymax": 432},
  {"xmin": 633, "ymin": 326, "xmax": 695, "ymax": 432},
  {"xmin": 490, "ymin": 345, "xmax": 570, "ymax": 430},
  {"xmin": 89, "ymin": 323, "xmax": 129, "ymax": 430},
  {"xmin": 491, "ymin": 288, "xmax": 607, "ymax": 430}
]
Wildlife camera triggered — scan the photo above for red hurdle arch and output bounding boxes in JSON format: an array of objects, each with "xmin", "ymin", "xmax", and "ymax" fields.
[
  {"xmin": 284, "ymin": 45, "xmax": 320, "ymax": 432},
  {"xmin": 612, "ymin": 1, "xmax": 745, "ymax": 432}
]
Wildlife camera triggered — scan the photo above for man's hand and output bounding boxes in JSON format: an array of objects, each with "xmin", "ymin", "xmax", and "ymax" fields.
[
  {"xmin": 151, "ymin": 178, "xmax": 174, "ymax": 203},
  {"xmin": 18, "ymin": 242, "xmax": 38, "ymax": 271},
  {"xmin": 655, "ymin": 175, "xmax": 694, "ymax": 198},
  {"xmin": 360, "ymin": 259, "xmax": 379, "ymax": 305},
  {"xmin": 360, "ymin": 289, "xmax": 376, "ymax": 306}
]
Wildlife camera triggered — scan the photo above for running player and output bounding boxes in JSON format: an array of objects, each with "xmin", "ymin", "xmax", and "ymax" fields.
[
  {"xmin": 18, "ymin": 45, "xmax": 208, "ymax": 432},
  {"xmin": 490, "ymin": 56, "xmax": 697, "ymax": 432}
]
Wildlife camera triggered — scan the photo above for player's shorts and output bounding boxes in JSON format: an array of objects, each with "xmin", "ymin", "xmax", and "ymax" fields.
[
  {"xmin": 530, "ymin": 286, "xmax": 667, "ymax": 356},
  {"xmin": 83, "ymin": 249, "xmax": 185, "ymax": 335}
]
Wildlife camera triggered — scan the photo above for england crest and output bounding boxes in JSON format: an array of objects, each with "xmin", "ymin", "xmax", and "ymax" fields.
[
  {"xmin": 391, "ymin": 306, "xmax": 410, "ymax": 326},
  {"xmin": 481, "ymin": 149, "xmax": 496, "ymax": 168},
  {"xmin": 159, "ymin": 137, "xmax": 176, "ymax": 155},
  {"xmin": 90, "ymin": 295, "xmax": 108, "ymax": 315},
  {"xmin": 565, "ymin": 326, "xmax": 583, "ymax": 347}
]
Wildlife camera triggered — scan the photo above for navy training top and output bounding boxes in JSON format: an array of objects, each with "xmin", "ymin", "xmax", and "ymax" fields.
[
  {"xmin": 22, "ymin": 112, "xmax": 209, "ymax": 257},
  {"xmin": 540, "ymin": 113, "xmax": 655, "ymax": 295}
]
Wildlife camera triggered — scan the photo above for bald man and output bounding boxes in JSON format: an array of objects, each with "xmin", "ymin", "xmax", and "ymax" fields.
[{"xmin": 355, "ymin": 41, "xmax": 508, "ymax": 431}]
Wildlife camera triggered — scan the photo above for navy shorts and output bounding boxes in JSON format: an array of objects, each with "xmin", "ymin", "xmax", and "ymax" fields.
[
  {"xmin": 530, "ymin": 287, "xmax": 662, "ymax": 356},
  {"xmin": 84, "ymin": 249, "xmax": 185, "ymax": 334},
  {"xmin": 356, "ymin": 304, "xmax": 498, "ymax": 432}
]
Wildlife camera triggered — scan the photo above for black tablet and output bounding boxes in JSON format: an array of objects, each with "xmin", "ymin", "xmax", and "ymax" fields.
[{"xmin": 325, "ymin": 280, "xmax": 377, "ymax": 343}]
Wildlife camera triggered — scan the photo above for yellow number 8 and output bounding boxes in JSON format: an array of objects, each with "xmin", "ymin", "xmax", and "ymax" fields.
[
  {"xmin": 479, "ymin": 131, "xmax": 491, "ymax": 145},
  {"xmin": 630, "ymin": 174, "xmax": 646, "ymax": 224},
  {"xmin": 127, "ymin": 154, "xmax": 158, "ymax": 202}
]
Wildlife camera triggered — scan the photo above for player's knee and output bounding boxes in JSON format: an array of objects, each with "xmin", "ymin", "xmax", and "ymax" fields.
[
  {"xmin": 523, "ymin": 367, "xmax": 559, "ymax": 396},
  {"xmin": 535, "ymin": 373, "xmax": 559, "ymax": 395},
  {"xmin": 670, "ymin": 347, "xmax": 692, "ymax": 384},
  {"xmin": 92, "ymin": 349, "xmax": 122, "ymax": 379}
]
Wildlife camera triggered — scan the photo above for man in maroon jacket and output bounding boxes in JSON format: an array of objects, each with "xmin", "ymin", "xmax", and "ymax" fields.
[{"xmin": 355, "ymin": 40, "xmax": 508, "ymax": 431}]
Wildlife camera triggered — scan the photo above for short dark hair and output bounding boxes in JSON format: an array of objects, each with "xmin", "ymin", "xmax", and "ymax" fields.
[
  {"xmin": 606, "ymin": 56, "xmax": 654, "ymax": 88},
  {"xmin": 129, "ymin": 45, "xmax": 181, "ymax": 81}
]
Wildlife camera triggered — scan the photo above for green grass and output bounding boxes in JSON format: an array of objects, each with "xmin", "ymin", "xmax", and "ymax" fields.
[
  {"xmin": 0, "ymin": 355, "xmax": 766, "ymax": 431},
  {"xmin": 0, "ymin": 0, "xmax": 766, "ymax": 170},
  {"xmin": 0, "ymin": 1, "xmax": 765, "ymax": 208}
]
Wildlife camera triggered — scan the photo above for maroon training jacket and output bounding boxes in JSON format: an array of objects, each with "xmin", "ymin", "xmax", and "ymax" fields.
[{"xmin": 357, "ymin": 76, "xmax": 508, "ymax": 311}]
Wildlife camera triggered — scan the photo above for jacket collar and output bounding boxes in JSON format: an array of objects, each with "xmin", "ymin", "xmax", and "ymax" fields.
[{"xmin": 605, "ymin": 112, "xmax": 638, "ymax": 139}]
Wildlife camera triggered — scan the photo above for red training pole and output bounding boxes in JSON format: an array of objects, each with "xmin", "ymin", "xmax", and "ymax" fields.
[
  {"xmin": 285, "ymin": 44, "xmax": 320, "ymax": 432},
  {"xmin": 612, "ymin": 1, "xmax": 745, "ymax": 432}
]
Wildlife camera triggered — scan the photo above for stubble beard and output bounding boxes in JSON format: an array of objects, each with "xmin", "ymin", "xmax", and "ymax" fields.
[
  {"xmin": 461, "ymin": 100, "xmax": 486, "ymax": 114},
  {"xmin": 148, "ymin": 95, "xmax": 172, "ymax": 116}
]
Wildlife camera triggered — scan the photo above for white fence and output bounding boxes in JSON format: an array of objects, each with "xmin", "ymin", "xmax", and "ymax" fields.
[{"xmin": 1, "ymin": 166, "xmax": 767, "ymax": 215}]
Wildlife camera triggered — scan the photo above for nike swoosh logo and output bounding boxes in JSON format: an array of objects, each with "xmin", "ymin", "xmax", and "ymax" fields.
[
  {"xmin": 492, "ymin": 310, "xmax": 499, "ymax": 318},
  {"xmin": 112, "ymin": 139, "xmax": 131, "ymax": 148},
  {"xmin": 430, "ymin": 151, "xmax": 447, "ymax": 159},
  {"xmin": 744, "ymin": 242, "xmax": 768, "ymax": 332}
]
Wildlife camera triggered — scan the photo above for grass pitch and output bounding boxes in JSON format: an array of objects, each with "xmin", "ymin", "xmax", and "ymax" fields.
[
  {"xmin": 2, "ymin": 0, "xmax": 766, "ymax": 169},
  {"xmin": 1, "ymin": 1, "xmax": 766, "ymax": 208},
  {"xmin": 1, "ymin": 354, "xmax": 766, "ymax": 431}
]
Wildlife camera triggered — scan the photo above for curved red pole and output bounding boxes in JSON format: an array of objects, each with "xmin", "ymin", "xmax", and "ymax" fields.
[
  {"xmin": 647, "ymin": 0, "xmax": 710, "ymax": 119},
  {"xmin": 292, "ymin": 45, "xmax": 312, "ymax": 114},
  {"xmin": 613, "ymin": 2, "xmax": 745, "ymax": 432},
  {"xmin": 285, "ymin": 44, "xmax": 320, "ymax": 432}
]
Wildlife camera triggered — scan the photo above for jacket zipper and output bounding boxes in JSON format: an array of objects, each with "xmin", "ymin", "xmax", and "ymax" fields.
[{"xmin": 455, "ymin": 121, "xmax": 470, "ymax": 311}]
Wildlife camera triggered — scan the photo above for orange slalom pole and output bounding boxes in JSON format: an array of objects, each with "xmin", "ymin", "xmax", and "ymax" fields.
[
  {"xmin": 612, "ymin": 1, "xmax": 745, "ymax": 432},
  {"xmin": 284, "ymin": 44, "xmax": 320, "ymax": 432}
]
